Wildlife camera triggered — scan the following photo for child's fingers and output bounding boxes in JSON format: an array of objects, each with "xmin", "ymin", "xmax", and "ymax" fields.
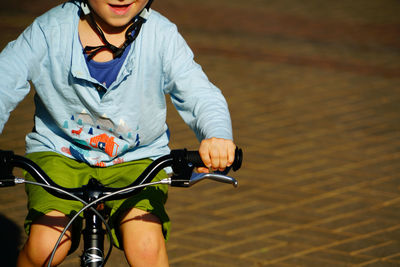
[
  {"xmin": 199, "ymin": 138, "xmax": 236, "ymax": 171},
  {"xmin": 199, "ymin": 141, "xmax": 212, "ymax": 168},
  {"xmin": 217, "ymin": 141, "xmax": 235, "ymax": 171},
  {"xmin": 209, "ymin": 144, "xmax": 221, "ymax": 171},
  {"xmin": 196, "ymin": 167, "xmax": 210, "ymax": 173},
  {"xmin": 227, "ymin": 142, "xmax": 236, "ymax": 167}
]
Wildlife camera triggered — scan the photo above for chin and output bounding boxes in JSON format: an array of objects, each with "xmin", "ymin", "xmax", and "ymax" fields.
[{"xmin": 104, "ymin": 18, "xmax": 134, "ymax": 30}]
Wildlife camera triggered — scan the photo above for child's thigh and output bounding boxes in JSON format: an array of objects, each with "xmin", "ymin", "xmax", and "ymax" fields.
[
  {"xmin": 119, "ymin": 208, "xmax": 167, "ymax": 264},
  {"xmin": 120, "ymin": 208, "xmax": 164, "ymax": 243},
  {"xmin": 23, "ymin": 151, "xmax": 89, "ymax": 227},
  {"xmin": 23, "ymin": 152, "xmax": 90, "ymax": 251},
  {"xmin": 17, "ymin": 211, "xmax": 73, "ymax": 267},
  {"xmin": 29, "ymin": 210, "xmax": 72, "ymax": 245}
]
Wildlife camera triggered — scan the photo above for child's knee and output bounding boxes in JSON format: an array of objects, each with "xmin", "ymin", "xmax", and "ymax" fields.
[
  {"xmin": 22, "ymin": 235, "xmax": 71, "ymax": 266},
  {"xmin": 23, "ymin": 212, "xmax": 72, "ymax": 266},
  {"xmin": 123, "ymin": 233, "xmax": 166, "ymax": 266},
  {"xmin": 131, "ymin": 232, "xmax": 164, "ymax": 254},
  {"xmin": 120, "ymin": 209, "xmax": 168, "ymax": 265}
]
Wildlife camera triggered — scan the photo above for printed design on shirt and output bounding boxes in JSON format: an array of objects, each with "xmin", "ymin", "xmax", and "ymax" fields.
[
  {"xmin": 71, "ymin": 126, "xmax": 83, "ymax": 136},
  {"xmin": 89, "ymin": 133, "xmax": 119, "ymax": 157},
  {"xmin": 112, "ymin": 158, "xmax": 125, "ymax": 165},
  {"xmin": 61, "ymin": 110, "xmax": 141, "ymax": 164}
]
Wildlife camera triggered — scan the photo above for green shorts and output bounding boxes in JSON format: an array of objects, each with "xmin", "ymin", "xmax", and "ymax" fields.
[{"xmin": 23, "ymin": 151, "xmax": 170, "ymax": 251}]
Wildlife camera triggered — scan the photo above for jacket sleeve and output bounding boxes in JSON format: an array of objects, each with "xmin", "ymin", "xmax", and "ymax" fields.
[
  {"xmin": 0, "ymin": 20, "xmax": 46, "ymax": 133},
  {"xmin": 162, "ymin": 24, "xmax": 233, "ymax": 141}
]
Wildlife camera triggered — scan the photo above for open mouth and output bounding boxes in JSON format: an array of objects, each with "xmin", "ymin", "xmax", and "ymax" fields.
[{"xmin": 108, "ymin": 3, "xmax": 133, "ymax": 15}]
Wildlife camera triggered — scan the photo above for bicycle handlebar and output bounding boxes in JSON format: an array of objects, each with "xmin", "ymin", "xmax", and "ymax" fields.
[
  {"xmin": 0, "ymin": 148, "xmax": 242, "ymax": 201},
  {"xmin": 0, "ymin": 148, "xmax": 242, "ymax": 267}
]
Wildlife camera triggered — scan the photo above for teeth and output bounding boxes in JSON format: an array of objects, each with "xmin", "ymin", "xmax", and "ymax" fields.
[{"xmin": 110, "ymin": 4, "xmax": 130, "ymax": 7}]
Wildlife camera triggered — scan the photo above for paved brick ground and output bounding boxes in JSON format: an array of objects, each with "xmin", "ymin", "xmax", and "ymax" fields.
[{"xmin": 1, "ymin": 0, "xmax": 400, "ymax": 266}]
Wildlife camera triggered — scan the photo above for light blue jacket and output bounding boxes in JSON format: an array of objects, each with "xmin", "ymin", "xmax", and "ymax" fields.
[{"xmin": 0, "ymin": 2, "xmax": 233, "ymax": 166}]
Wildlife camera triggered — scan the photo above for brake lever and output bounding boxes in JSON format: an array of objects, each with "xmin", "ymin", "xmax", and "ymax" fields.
[
  {"xmin": 191, "ymin": 173, "xmax": 238, "ymax": 187},
  {"xmin": 171, "ymin": 172, "xmax": 238, "ymax": 188}
]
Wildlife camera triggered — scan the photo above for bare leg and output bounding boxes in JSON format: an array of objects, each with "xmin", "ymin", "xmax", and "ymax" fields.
[
  {"xmin": 17, "ymin": 211, "xmax": 72, "ymax": 267},
  {"xmin": 120, "ymin": 208, "xmax": 169, "ymax": 267}
]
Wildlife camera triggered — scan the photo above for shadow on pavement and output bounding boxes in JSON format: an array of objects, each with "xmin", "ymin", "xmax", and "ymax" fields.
[{"xmin": 0, "ymin": 214, "xmax": 22, "ymax": 267}]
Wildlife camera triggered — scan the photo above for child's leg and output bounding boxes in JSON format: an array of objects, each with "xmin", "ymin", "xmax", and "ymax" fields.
[
  {"xmin": 120, "ymin": 208, "xmax": 169, "ymax": 267},
  {"xmin": 17, "ymin": 211, "xmax": 72, "ymax": 267}
]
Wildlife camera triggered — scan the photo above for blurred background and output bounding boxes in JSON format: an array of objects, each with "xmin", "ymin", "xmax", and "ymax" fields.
[{"xmin": 0, "ymin": 0, "xmax": 400, "ymax": 266}]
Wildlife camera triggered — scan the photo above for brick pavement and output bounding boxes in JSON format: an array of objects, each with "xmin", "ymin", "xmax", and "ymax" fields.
[{"xmin": 1, "ymin": 0, "xmax": 400, "ymax": 266}]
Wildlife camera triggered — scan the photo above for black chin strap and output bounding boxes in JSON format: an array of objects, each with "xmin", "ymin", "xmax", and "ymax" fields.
[
  {"xmin": 81, "ymin": 2, "xmax": 151, "ymax": 60},
  {"xmin": 84, "ymin": 15, "xmax": 145, "ymax": 60}
]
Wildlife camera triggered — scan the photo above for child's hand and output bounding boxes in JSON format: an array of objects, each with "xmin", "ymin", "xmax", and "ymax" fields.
[{"xmin": 197, "ymin": 137, "xmax": 236, "ymax": 173}]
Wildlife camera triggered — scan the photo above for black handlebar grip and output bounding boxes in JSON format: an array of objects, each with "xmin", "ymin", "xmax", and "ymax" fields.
[
  {"xmin": 185, "ymin": 150, "xmax": 205, "ymax": 167},
  {"xmin": 0, "ymin": 150, "xmax": 14, "ymax": 179},
  {"xmin": 186, "ymin": 147, "xmax": 243, "ymax": 171}
]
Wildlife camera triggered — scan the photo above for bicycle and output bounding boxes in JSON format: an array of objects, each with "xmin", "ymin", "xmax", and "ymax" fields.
[{"xmin": 0, "ymin": 147, "xmax": 242, "ymax": 267}]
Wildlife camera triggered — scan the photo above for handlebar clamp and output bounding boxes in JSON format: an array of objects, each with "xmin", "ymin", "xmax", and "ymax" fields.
[{"xmin": 170, "ymin": 149, "xmax": 195, "ymax": 187}]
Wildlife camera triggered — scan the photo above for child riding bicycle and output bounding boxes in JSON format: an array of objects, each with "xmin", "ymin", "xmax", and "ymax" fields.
[{"xmin": 0, "ymin": 0, "xmax": 236, "ymax": 266}]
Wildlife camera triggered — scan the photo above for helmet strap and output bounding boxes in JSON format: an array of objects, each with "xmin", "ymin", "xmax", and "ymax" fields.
[
  {"xmin": 82, "ymin": 4, "xmax": 151, "ymax": 60},
  {"xmin": 80, "ymin": 1, "xmax": 91, "ymax": 15}
]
